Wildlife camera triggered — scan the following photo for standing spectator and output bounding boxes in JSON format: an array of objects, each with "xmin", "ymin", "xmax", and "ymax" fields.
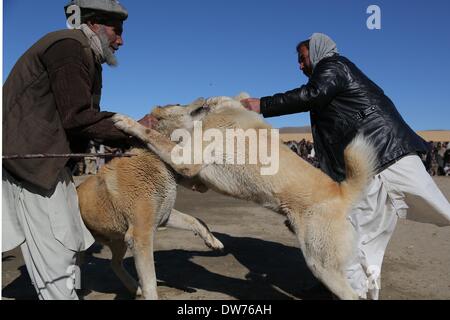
[
  {"xmin": 437, "ymin": 142, "xmax": 447, "ymax": 175},
  {"xmin": 2, "ymin": 0, "xmax": 153, "ymax": 300},
  {"xmin": 422, "ymin": 141, "xmax": 433, "ymax": 173},
  {"xmin": 96, "ymin": 144, "xmax": 106, "ymax": 171},
  {"xmin": 444, "ymin": 143, "xmax": 450, "ymax": 176},
  {"xmin": 84, "ymin": 140, "xmax": 98, "ymax": 175}
]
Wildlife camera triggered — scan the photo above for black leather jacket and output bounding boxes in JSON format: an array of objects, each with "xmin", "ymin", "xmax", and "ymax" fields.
[{"xmin": 261, "ymin": 54, "xmax": 430, "ymax": 182}]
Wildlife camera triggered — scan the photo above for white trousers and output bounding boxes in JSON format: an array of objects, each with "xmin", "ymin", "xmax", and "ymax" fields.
[
  {"xmin": 2, "ymin": 168, "xmax": 94, "ymax": 300},
  {"xmin": 346, "ymin": 155, "xmax": 450, "ymax": 299}
]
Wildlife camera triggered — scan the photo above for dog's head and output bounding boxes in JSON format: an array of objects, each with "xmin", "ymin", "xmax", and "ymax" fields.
[
  {"xmin": 151, "ymin": 93, "xmax": 251, "ymax": 136},
  {"xmin": 150, "ymin": 98, "xmax": 208, "ymax": 136},
  {"xmin": 204, "ymin": 92, "xmax": 250, "ymax": 111}
]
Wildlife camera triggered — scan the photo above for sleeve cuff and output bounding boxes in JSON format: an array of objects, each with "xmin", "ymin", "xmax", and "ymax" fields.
[{"xmin": 260, "ymin": 96, "xmax": 274, "ymax": 118}]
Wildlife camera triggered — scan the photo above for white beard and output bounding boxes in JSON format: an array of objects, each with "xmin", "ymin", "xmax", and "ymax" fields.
[{"xmin": 97, "ymin": 27, "xmax": 118, "ymax": 67}]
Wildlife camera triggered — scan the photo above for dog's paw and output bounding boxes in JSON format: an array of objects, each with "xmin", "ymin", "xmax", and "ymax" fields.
[
  {"xmin": 205, "ymin": 234, "xmax": 224, "ymax": 252},
  {"xmin": 112, "ymin": 114, "xmax": 137, "ymax": 133}
]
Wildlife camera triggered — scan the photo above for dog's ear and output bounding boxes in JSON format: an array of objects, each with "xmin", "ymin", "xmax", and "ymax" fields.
[
  {"xmin": 189, "ymin": 97, "xmax": 205, "ymax": 108},
  {"xmin": 234, "ymin": 92, "xmax": 250, "ymax": 101},
  {"xmin": 151, "ymin": 106, "xmax": 165, "ymax": 119}
]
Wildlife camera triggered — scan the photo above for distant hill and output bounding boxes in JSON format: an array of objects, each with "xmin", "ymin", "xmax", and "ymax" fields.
[
  {"xmin": 279, "ymin": 126, "xmax": 311, "ymax": 134},
  {"xmin": 420, "ymin": 129, "xmax": 449, "ymax": 132},
  {"xmin": 278, "ymin": 127, "xmax": 450, "ymax": 142},
  {"xmin": 417, "ymin": 131, "xmax": 450, "ymax": 142}
]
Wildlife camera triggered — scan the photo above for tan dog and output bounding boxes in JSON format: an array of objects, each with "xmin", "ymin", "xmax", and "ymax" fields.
[
  {"xmin": 112, "ymin": 93, "xmax": 377, "ymax": 300},
  {"xmin": 77, "ymin": 148, "xmax": 224, "ymax": 300}
]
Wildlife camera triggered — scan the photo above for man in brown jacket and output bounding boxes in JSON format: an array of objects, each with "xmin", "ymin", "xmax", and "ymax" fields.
[{"xmin": 2, "ymin": 0, "xmax": 149, "ymax": 299}]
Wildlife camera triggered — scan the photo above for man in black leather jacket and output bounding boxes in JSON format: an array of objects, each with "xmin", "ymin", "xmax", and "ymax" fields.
[{"xmin": 243, "ymin": 33, "xmax": 450, "ymax": 299}]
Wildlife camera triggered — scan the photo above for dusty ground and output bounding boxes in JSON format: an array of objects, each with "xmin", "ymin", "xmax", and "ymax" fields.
[{"xmin": 2, "ymin": 176, "xmax": 450, "ymax": 300}]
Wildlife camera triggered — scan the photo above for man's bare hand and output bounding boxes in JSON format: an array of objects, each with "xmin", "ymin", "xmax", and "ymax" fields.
[{"xmin": 241, "ymin": 98, "xmax": 261, "ymax": 113}]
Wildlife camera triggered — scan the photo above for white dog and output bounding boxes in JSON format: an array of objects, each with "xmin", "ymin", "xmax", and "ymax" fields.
[{"xmin": 112, "ymin": 94, "xmax": 376, "ymax": 299}]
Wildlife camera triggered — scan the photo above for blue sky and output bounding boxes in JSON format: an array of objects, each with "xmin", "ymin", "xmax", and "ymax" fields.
[{"xmin": 3, "ymin": 0, "xmax": 450, "ymax": 130}]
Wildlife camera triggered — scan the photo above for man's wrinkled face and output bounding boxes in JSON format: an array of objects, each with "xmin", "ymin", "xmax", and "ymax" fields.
[
  {"xmin": 89, "ymin": 21, "xmax": 124, "ymax": 66},
  {"xmin": 100, "ymin": 21, "xmax": 124, "ymax": 52},
  {"xmin": 298, "ymin": 45, "xmax": 313, "ymax": 78}
]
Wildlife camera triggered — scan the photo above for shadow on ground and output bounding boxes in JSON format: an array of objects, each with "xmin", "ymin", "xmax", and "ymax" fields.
[{"xmin": 2, "ymin": 233, "xmax": 332, "ymax": 300}]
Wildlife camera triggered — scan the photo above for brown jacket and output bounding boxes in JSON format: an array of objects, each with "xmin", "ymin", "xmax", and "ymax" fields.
[{"xmin": 3, "ymin": 29, "xmax": 131, "ymax": 190}]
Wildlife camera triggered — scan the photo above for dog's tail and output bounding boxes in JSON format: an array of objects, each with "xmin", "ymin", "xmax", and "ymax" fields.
[{"xmin": 339, "ymin": 134, "xmax": 377, "ymax": 206}]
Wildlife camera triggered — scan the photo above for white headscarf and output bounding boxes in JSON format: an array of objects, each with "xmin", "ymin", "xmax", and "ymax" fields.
[
  {"xmin": 80, "ymin": 24, "xmax": 105, "ymax": 63},
  {"xmin": 309, "ymin": 33, "xmax": 339, "ymax": 71}
]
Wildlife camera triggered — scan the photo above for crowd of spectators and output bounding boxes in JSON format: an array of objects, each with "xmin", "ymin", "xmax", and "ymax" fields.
[
  {"xmin": 422, "ymin": 141, "xmax": 450, "ymax": 176},
  {"xmin": 71, "ymin": 141, "xmax": 117, "ymax": 176},
  {"xmin": 284, "ymin": 140, "xmax": 450, "ymax": 177},
  {"xmin": 284, "ymin": 139, "xmax": 319, "ymax": 168},
  {"xmin": 73, "ymin": 139, "xmax": 450, "ymax": 177}
]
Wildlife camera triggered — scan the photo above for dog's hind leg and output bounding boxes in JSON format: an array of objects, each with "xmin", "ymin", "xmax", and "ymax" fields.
[
  {"xmin": 109, "ymin": 240, "xmax": 142, "ymax": 297},
  {"xmin": 289, "ymin": 213, "xmax": 359, "ymax": 300},
  {"xmin": 164, "ymin": 209, "xmax": 224, "ymax": 251},
  {"xmin": 304, "ymin": 260, "xmax": 358, "ymax": 300}
]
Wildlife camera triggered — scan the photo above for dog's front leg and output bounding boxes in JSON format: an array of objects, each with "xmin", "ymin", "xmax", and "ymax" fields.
[
  {"xmin": 112, "ymin": 114, "xmax": 204, "ymax": 178},
  {"xmin": 126, "ymin": 219, "xmax": 158, "ymax": 300}
]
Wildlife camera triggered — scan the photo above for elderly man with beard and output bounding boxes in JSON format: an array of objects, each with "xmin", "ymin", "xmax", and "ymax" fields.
[
  {"xmin": 242, "ymin": 33, "xmax": 450, "ymax": 299},
  {"xmin": 2, "ymin": 0, "xmax": 152, "ymax": 300}
]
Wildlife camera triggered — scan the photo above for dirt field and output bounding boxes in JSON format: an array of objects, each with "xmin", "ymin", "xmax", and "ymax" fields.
[{"xmin": 2, "ymin": 176, "xmax": 450, "ymax": 300}]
